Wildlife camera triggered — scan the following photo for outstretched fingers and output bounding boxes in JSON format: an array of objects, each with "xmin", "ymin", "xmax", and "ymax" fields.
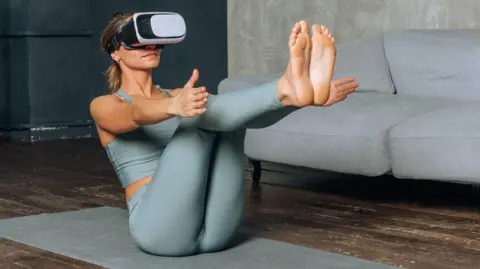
[{"xmin": 186, "ymin": 87, "xmax": 209, "ymax": 115}]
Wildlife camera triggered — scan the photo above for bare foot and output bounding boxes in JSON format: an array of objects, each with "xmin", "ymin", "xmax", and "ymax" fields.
[
  {"xmin": 277, "ymin": 21, "xmax": 314, "ymax": 107},
  {"xmin": 310, "ymin": 24, "xmax": 336, "ymax": 105}
]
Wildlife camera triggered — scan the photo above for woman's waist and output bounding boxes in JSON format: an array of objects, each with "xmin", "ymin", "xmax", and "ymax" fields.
[
  {"xmin": 107, "ymin": 149, "xmax": 162, "ymax": 187},
  {"xmin": 126, "ymin": 180, "xmax": 149, "ymax": 213},
  {"xmin": 125, "ymin": 176, "xmax": 151, "ymax": 204}
]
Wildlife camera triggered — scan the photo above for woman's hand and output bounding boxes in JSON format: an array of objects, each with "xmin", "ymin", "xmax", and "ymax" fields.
[
  {"xmin": 322, "ymin": 77, "xmax": 359, "ymax": 107},
  {"xmin": 168, "ymin": 69, "xmax": 209, "ymax": 117}
]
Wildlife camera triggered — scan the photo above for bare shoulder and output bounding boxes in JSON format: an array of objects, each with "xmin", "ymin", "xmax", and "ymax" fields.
[
  {"xmin": 89, "ymin": 93, "xmax": 138, "ymax": 136},
  {"xmin": 90, "ymin": 94, "xmax": 122, "ymax": 107},
  {"xmin": 89, "ymin": 94, "xmax": 124, "ymax": 118}
]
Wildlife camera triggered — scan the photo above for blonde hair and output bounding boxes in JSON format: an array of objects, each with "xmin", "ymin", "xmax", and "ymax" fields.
[{"xmin": 100, "ymin": 12, "xmax": 133, "ymax": 92}]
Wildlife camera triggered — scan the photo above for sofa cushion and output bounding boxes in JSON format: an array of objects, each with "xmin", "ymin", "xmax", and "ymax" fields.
[
  {"xmin": 333, "ymin": 33, "xmax": 395, "ymax": 94},
  {"xmin": 244, "ymin": 93, "xmax": 459, "ymax": 176},
  {"xmin": 384, "ymin": 29, "xmax": 480, "ymax": 100},
  {"xmin": 388, "ymin": 104, "xmax": 480, "ymax": 183}
]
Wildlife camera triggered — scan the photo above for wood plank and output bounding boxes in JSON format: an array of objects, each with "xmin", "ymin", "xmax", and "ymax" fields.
[
  {"xmin": 0, "ymin": 238, "xmax": 105, "ymax": 269},
  {"xmin": 243, "ymin": 178, "xmax": 480, "ymax": 269},
  {"xmin": 0, "ymin": 198, "xmax": 45, "ymax": 219}
]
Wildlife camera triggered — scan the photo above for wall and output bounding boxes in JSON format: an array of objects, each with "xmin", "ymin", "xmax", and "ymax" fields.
[
  {"xmin": 0, "ymin": 0, "xmax": 227, "ymax": 141},
  {"xmin": 228, "ymin": 0, "xmax": 480, "ymax": 76}
]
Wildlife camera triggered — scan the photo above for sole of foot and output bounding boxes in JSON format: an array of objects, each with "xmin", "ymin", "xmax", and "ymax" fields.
[
  {"xmin": 278, "ymin": 20, "xmax": 314, "ymax": 107},
  {"xmin": 309, "ymin": 24, "xmax": 336, "ymax": 106}
]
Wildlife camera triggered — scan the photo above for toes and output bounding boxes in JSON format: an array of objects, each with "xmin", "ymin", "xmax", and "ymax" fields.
[
  {"xmin": 292, "ymin": 22, "xmax": 301, "ymax": 34},
  {"xmin": 317, "ymin": 25, "xmax": 331, "ymax": 37},
  {"xmin": 289, "ymin": 23, "xmax": 301, "ymax": 47},
  {"xmin": 312, "ymin": 24, "xmax": 322, "ymax": 35},
  {"xmin": 299, "ymin": 20, "xmax": 310, "ymax": 35},
  {"xmin": 322, "ymin": 26, "xmax": 332, "ymax": 37},
  {"xmin": 312, "ymin": 24, "xmax": 336, "ymax": 42}
]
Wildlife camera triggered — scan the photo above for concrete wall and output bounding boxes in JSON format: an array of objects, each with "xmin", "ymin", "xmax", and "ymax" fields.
[{"xmin": 228, "ymin": 0, "xmax": 480, "ymax": 76}]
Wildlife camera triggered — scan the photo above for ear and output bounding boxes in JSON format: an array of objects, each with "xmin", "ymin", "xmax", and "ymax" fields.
[{"xmin": 110, "ymin": 51, "xmax": 120, "ymax": 63}]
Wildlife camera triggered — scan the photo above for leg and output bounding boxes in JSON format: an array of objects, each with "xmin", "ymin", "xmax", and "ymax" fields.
[
  {"xmin": 198, "ymin": 130, "xmax": 247, "ymax": 252},
  {"xmin": 127, "ymin": 21, "xmax": 337, "ymax": 257},
  {"xmin": 249, "ymin": 158, "xmax": 262, "ymax": 182},
  {"xmin": 179, "ymin": 80, "xmax": 286, "ymax": 132},
  {"xmin": 128, "ymin": 125, "xmax": 217, "ymax": 257},
  {"xmin": 180, "ymin": 21, "xmax": 336, "ymax": 132}
]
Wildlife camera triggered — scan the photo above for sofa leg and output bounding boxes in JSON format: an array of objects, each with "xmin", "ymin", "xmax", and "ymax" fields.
[
  {"xmin": 472, "ymin": 184, "xmax": 480, "ymax": 195},
  {"xmin": 248, "ymin": 159, "xmax": 262, "ymax": 182}
]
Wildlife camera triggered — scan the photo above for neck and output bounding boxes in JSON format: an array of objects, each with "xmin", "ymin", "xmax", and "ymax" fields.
[{"xmin": 120, "ymin": 68, "xmax": 154, "ymax": 97}]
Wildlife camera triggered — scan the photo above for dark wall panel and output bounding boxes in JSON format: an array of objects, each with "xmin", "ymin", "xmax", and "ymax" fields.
[
  {"xmin": 0, "ymin": 1, "xmax": 10, "ymax": 127},
  {"xmin": 7, "ymin": 0, "xmax": 91, "ymax": 35},
  {"xmin": 0, "ymin": 40, "xmax": 8, "ymax": 127},
  {"xmin": 7, "ymin": 38, "xmax": 30, "ymax": 126},
  {"xmin": 28, "ymin": 37, "xmax": 96, "ymax": 124}
]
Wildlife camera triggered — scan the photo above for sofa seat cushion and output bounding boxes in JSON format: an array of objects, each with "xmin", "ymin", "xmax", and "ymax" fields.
[
  {"xmin": 244, "ymin": 93, "xmax": 461, "ymax": 176},
  {"xmin": 388, "ymin": 104, "xmax": 480, "ymax": 183}
]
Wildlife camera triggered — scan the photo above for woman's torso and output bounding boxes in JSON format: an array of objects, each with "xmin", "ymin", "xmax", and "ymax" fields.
[{"xmin": 99, "ymin": 87, "xmax": 179, "ymax": 199}]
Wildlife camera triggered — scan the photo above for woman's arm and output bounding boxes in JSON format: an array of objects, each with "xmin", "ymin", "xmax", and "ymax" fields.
[
  {"xmin": 90, "ymin": 87, "xmax": 209, "ymax": 135},
  {"xmin": 89, "ymin": 94, "xmax": 176, "ymax": 134}
]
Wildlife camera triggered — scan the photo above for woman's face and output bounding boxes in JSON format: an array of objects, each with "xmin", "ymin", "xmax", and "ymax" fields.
[{"xmin": 112, "ymin": 43, "xmax": 162, "ymax": 71}]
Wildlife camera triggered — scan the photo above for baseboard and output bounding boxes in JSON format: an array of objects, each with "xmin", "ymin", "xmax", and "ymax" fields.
[{"xmin": 0, "ymin": 122, "xmax": 98, "ymax": 142}]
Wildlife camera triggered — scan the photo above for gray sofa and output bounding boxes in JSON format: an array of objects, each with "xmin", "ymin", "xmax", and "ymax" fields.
[{"xmin": 218, "ymin": 29, "xmax": 480, "ymax": 185}]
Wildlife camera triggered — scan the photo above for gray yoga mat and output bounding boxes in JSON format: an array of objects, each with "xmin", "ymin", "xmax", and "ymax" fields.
[{"xmin": 0, "ymin": 206, "xmax": 400, "ymax": 269}]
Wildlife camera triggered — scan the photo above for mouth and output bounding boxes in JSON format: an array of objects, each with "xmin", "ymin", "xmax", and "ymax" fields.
[{"xmin": 143, "ymin": 52, "xmax": 158, "ymax": 58}]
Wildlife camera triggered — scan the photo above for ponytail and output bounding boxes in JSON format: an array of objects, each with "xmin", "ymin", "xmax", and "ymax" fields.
[
  {"xmin": 106, "ymin": 62, "xmax": 122, "ymax": 92},
  {"xmin": 100, "ymin": 12, "xmax": 134, "ymax": 92}
]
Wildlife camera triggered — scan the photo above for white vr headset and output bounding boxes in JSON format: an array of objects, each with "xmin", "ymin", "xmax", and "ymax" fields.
[{"xmin": 107, "ymin": 12, "xmax": 186, "ymax": 54}]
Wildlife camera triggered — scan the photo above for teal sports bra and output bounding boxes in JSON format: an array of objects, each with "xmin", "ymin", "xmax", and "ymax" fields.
[{"xmin": 104, "ymin": 86, "xmax": 181, "ymax": 188}]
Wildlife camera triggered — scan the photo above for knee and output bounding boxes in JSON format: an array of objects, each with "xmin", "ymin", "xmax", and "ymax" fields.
[
  {"xmin": 199, "ymin": 232, "xmax": 235, "ymax": 253},
  {"xmin": 131, "ymin": 229, "xmax": 198, "ymax": 257}
]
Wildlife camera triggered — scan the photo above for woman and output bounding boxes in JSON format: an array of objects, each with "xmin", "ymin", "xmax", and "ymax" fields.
[{"xmin": 90, "ymin": 12, "xmax": 357, "ymax": 257}]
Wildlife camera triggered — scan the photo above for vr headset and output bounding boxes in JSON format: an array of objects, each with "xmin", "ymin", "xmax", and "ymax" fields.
[{"xmin": 107, "ymin": 12, "xmax": 186, "ymax": 54}]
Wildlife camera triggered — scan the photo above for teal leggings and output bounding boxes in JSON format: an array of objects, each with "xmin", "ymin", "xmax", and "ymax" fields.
[{"xmin": 128, "ymin": 80, "xmax": 299, "ymax": 256}]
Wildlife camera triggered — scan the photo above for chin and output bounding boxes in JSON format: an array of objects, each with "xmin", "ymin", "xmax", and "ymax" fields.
[
  {"xmin": 146, "ymin": 58, "xmax": 160, "ymax": 67},
  {"xmin": 138, "ymin": 61, "xmax": 160, "ymax": 70},
  {"xmin": 148, "ymin": 63, "xmax": 160, "ymax": 70}
]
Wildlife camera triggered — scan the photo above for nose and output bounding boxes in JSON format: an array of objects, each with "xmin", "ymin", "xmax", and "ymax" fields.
[{"xmin": 145, "ymin": 45, "xmax": 157, "ymax": 50}]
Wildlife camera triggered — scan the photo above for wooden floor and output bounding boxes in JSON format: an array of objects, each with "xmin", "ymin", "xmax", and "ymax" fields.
[{"xmin": 0, "ymin": 138, "xmax": 479, "ymax": 269}]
